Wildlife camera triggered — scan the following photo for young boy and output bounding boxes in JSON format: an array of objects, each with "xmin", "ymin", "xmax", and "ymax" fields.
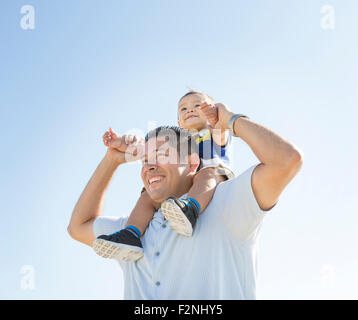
[{"xmin": 93, "ymin": 91, "xmax": 235, "ymax": 261}]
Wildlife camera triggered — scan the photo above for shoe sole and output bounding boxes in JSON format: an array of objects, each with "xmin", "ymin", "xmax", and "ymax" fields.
[
  {"xmin": 161, "ymin": 199, "xmax": 193, "ymax": 237},
  {"xmin": 93, "ymin": 239, "xmax": 144, "ymax": 261}
]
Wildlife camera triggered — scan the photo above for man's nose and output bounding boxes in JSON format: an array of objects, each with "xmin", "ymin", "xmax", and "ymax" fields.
[{"xmin": 144, "ymin": 162, "xmax": 157, "ymax": 171}]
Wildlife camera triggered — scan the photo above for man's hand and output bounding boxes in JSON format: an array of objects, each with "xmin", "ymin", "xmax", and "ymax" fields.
[
  {"xmin": 103, "ymin": 128, "xmax": 144, "ymax": 164},
  {"xmin": 214, "ymin": 103, "xmax": 235, "ymax": 131}
]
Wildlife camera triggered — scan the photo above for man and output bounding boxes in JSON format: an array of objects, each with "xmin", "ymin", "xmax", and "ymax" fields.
[{"xmin": 67, "ymin": 103, "xmax": 303, "ymax": 299}]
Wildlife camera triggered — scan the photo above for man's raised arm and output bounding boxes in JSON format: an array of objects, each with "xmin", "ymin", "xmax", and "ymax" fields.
[
  {"xmin": 67, "ymin": 128, "xmax": 144, "ymax": 247},
  {"xmin": 205, "ymin": 103, "xmax": 303, "ymax": 212},
  {"xmin": 67, "ymin": 148, "xmax": 126, "ymax": 247}
]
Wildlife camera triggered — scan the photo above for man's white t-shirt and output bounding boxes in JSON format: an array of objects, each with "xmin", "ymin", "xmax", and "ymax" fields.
[{"xmin": 93, "ymin": 164, "xmax": 272, "ymax": 299}]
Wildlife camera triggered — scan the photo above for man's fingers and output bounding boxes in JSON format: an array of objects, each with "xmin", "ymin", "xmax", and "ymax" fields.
[{"xmin": 103, "ymin": 131, "xmax": 112, "ymax": 140}]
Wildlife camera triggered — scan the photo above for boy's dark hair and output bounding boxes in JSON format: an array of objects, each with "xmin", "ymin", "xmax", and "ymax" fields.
[{"xmin": 145, "ymin": 125, "xmax": 200, "ymax": 164}]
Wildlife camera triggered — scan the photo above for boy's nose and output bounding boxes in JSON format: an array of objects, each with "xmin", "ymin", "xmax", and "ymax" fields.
[{"xmin": 186, "ymin": 108, "xmax": 196, "ymax": 115}]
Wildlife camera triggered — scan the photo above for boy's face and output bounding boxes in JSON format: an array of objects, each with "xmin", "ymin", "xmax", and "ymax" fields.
[{"xmin": 178, "ymin": 93, "xmax": 209, "ymax": 131}]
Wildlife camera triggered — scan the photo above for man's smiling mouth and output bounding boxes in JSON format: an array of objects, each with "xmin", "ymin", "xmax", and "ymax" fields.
[{"xmin": 148, "ymin": 175, "xmax": 165, "ymax": 186}]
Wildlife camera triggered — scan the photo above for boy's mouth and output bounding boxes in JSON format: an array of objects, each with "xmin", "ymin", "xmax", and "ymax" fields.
[{"xmin": 185, "ymin": 115, "xmax": 198, "ymax": 120}]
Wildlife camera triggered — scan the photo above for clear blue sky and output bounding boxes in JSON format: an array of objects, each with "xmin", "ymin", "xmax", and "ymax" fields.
[{"xmin": 1, "ymin": 0, "xmax": 357, "ymax": 299}]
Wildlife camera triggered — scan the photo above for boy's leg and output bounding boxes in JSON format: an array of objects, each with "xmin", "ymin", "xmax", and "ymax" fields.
[
  {"xmin": 93, "ymin": 189, "xmax": 158, "ymax": 260},
  {"xmin": 187, "ymin": 167, "xmax": 226, "ymax": 215},
  {"xmin": 125, "ymin": 189, "xmax": 160, "ymax": 236},
  {"xmin": 161, "ymin": 167, "xmax": 226, "ymax": 236}
]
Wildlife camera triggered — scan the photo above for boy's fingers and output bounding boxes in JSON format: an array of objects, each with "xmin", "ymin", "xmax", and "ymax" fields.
[
  {"xmin": 125, "ymin": 134, "xmax": 138, "ymax": 144},
  {"xmin": 125, "ymin": 135, "xmax": 133, "ymax": 144},
  {"xmin": 201, "ymin": 104, "xmax": 218, "ymax": 126},
  {"xmin": 109, "ymin": 127, "xmax": 118, "ymax": 138},
  {"xmin": 199, "ymin": 107, "xmax": 214, "ymax": 119},
  {"xmin": 196, "ymin": 107, "xmax": 207, "ymax": 120},
  {"xmin": 200, "ymin": 104, "xmax": 213, "ymax": 113}
]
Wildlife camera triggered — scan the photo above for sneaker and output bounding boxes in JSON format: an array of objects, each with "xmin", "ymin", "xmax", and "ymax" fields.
[
  {"xmin": 93, "ymin": 229, "xmax": 144, "ymax": 261},
  {"xmin": 160, "ymin": 197, "xmax": 199, "ymax": 236}
]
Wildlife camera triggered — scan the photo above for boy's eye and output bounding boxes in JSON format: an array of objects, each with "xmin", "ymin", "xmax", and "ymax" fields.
[
  {"xmin": 181, "ymin": 107, "xmax": 187, "ymax": 112},
  {"xmin": 194, "ymin": 104, "xmax": 200, "ymax": 108}
]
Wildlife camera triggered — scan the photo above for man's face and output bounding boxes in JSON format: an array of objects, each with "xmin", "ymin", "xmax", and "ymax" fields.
[
  {"xmin": 140, "ymin": 137, "xmax": 198, "ymax": 202},
  {"xmin": 178, "ymin": 93, "xmax": 208, "ymax": 131}
]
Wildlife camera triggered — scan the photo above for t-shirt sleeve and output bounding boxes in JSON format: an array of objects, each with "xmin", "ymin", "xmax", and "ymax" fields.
[
  {"xmin": 93, "ymin": 216, "xmax": 128, "ymax": 238},
  {"xmin": 219, "ymin": 163, "xmax": 272, "ymax": 242}
]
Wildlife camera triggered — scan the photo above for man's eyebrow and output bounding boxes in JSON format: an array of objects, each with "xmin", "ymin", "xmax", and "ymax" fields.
[{"xmin": 141, "ymin": 149, "xmax": 160, "ymax": 160}]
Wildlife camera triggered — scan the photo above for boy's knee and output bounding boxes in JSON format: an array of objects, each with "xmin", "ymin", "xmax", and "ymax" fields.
[{"xmin": 194, "ymin": 167, "xmax": 226, "ymax": 184}]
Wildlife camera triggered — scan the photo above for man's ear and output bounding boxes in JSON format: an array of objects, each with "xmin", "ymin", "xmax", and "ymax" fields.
[{"xmin": 187, "ymin": 153, "xmax": 200, "ymax": 174}]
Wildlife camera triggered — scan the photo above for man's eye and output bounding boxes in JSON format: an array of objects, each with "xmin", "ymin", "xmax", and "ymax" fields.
[{"xmin": 194, "ymin": 104, "xmax": 200, "ymax": 108}]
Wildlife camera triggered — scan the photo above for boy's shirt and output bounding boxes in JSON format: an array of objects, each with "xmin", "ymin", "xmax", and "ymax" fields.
[{"xmin": 194, "ymin": 128, "xmax": 233, "ymax": 170}]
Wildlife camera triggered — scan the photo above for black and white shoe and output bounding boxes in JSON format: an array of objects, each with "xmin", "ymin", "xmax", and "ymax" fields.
[
  {"xmin": 161, "ymin": 197, "xmax": 199, "ymax": 237},
  {"xmin": 93, "ymin": 229, "xmax": 144, "ymax": 261}
]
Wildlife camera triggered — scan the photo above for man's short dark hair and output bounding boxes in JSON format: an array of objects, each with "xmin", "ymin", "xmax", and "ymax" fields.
[{"xmin": 145, "ymin": 125, "xmax": 199, "ymax": 164}]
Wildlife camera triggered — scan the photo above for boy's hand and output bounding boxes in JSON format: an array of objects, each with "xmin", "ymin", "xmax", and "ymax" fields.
[
  {"xmin": 197, "ymin": 102, "xmax": 219, "ymax": 129},
  {"xmin": 198, "ymin": 102, "xmax": 235, "ymax": 131},
  {"xmin": 103, "ymin": 128, "xmax": 144, "ymax": 163}
]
